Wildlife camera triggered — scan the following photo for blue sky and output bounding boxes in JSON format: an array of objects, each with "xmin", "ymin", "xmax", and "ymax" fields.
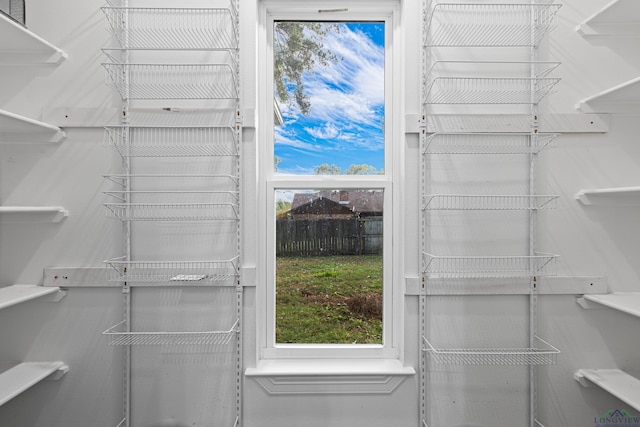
[{"xmin": 274, "ymin": 22, "xmax": 385, "ymax": 175}]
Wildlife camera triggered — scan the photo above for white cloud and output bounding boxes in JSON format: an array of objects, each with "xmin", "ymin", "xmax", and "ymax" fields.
[
  {"xmin": 276, "ymin": 23, "xmax": 385, "ymax": 169},
  {"xmin": 307, "ymin": 88, "xmax": 375, "ymax": 125},
  {"xmin": 305, "ymin": 122, "xmax": 340, "ymax": 139},
  {"xmin": 317, "ymin": 25, "xmax": 385, "ymax": 104},
  {"xmin": 293, "ymin": 24, "xmax": 385, "ymax": 137},
  {"xmin": 274, "ymin": 127, "xmax": 322, "ymax": 152}
]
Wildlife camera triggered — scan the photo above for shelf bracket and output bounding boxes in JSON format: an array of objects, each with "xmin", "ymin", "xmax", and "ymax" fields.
[
  {"xmin": 406, "ymin": 113, "xmax": 424, "ymax": 134},
  {"xmin": 404, "ymin": 276, "xmax": 422, "ymax": 296},
  {"xmin": 574, "ymin": 370, "xmax": 592, "ymax": 388},
  {"xmin": 240, "ymin": 266, "xmax": 256, "ymax": 287},
  {"xmin": 46, "ymin": 364, "xmax": 69, "ymax": 381},
  {"xmin": 43, "ymin": 289, "xmax": 67, "ymax": 303},
  {"xmin": 576, "ymin": 296, "xmax": 602, "ymax": 310}
]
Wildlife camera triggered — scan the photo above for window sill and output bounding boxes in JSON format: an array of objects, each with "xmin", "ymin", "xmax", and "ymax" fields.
[{"xmin": 245, "ymin": 359, "xmax": 415, "ymax": 395}]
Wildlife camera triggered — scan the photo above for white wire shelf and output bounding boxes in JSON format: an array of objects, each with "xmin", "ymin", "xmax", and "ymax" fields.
[
  {"xmin": 114, "ymin": 418, "xmax": 238, "ymax": 427},
  {"xmin": 422, "ymin": 252, "xmax": 558, "ymax": 278},
  {"xmin": 423, "ymin": 61, "xmax": 560, "ymax": 105},
  {"xmin": 104, "ymin": 258, "xmax": 239, "ymax": 285},
  {"xmin": 104, "ymin": 188, "xmax": 238, "ymax": 198},
  {"xmin": 422, "ymin": 335, "xmax": 560, "ymax": 365},
  {"xmin": 423, "ymin": 132, "xmax": 558, "ymax": 154},
  {"xmin": 103, "ymin": 173, "xmax": 239, "ymax": 220},
  {"xmin": 103, "ymin": 202, "xmax": 238, "ymax": 221},
  {"xmin": 423, "ymin": 418, "xmax": 547, "ymax": 426},
  {"xmin": 424, "ymin": 76, "xmax": 560, "ymax": 104},
  {"xmin": 104, "ymin": 173, "xmax": 238, "ymax": 187},
  {"xmin": 422, "ymin": 194, "xmax": 559, "ymax": 210},
  {"xmin": 103, "ymin": 61, "xmax": 238, "ymax": 100},
  {"xmin": 423, "ymin": 1, "xmax": 562, "ymax": 47},
  {"xmin": 102, "ymin": 2, "xmax": 238, "ymax": 50},
  {"xmin": 104, "ymin": 126, "xmax": 238, "ymax": 157},
  {"xmin": 104, "ymin": 189, "xmax": 239, "ymax": 203},
  {"xmin": 103, "ymin": 319, "xmax": 238, "ymax": 346}
]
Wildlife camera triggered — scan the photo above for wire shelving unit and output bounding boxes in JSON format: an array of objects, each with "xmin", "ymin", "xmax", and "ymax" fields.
[
  {"xmin": 103, "ymin": 61, "xmax": 238, "ymax": 100},
  {"xmin": 423, "ymin": 132, "xmax": 558, "ymax": 154},
  {"xmin": 105, "ymin": 258, "xmax": 239, "ymax": 286},
  {"xmin": 426, "ymin": 420, "xmax": 546, "ymax": 427},
  {"xmin": 422, "ymin": 252, "xmax": 558, "ymax": 279},
  {"xmin": 420, "ymin": 1, "xmax": 562, "ymax": 426},
  {"xmin": 104, "ymin": 126, "xmax": 239, "ymax": 157},
  {"xmin": 103, "ymin": 173, "xmax": 239, "ymax": 187},
  {"xmin": 101, "ymin": 0, "xmax": 242, "ymax": 425},
  {"xmin": 102, "ymin": 1, "xmax": 238, "ymax": 50},
  {"xmin": 424, "ymin": 1, "xmax": 562, "ymax": 47},
  {"xmin": 422, "ymin": 194, "xmax": 559, "ymax": 210},
  {"xmin": 104, "ymin": 202, "xmax": 239, "ymax": 222},
  {"xmin": 0, "ymin": 0, "xmax": 25, "ymax": 26},
  {"xmin": 103, "ymin": 174, "xmax": 240, "ymax": 221},
  {"xmin": 423, "ymin": 61, "xmax": 560, "ymax": 105},
  {"xmin": 422, "ymin": 336, "xmax": 560, "ymax": 365},
  {"xmin": 103, "ymin": 319, "xmax": 239, "ymax": 346}
]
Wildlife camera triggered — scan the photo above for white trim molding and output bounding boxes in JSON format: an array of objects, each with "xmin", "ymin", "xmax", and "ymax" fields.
[
  {"xmin": 246, "ymin": 359, "xmax": 415, "ymax": 395},
  {"xmin": 256, "ymin": 0, "xmax": 405, "ymax": 364}
]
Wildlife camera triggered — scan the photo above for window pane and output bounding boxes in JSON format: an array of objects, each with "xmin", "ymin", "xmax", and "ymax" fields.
[
  {"xmin": 275, "ymin": 189, "xmax": 383, "ymax": 344},
  {"xmin": 273, "ymin": 22, "xmax": 385, "ymax": 175}
]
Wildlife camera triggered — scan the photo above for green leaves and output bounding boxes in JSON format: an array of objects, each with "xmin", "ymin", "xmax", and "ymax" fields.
[
  {"xmin": 274, "ymin": 22, "xmax": 341, "ymax": 115},
  {"xmin": 313, "ymin": 163, "xmax": 381, "ymax": 175},
  {"xmin": 314, "ymin": 163, "xmax": 341, "ymax": 175}
]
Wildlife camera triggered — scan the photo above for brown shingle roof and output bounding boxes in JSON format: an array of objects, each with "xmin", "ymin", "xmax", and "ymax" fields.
[{"xmin": 291, "ymin": 190, "xmax": 383, "ymax": 215}]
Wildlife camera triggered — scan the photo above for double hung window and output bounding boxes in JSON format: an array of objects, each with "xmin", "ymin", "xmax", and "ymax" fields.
[{"xmin": 257, "ymin": 1, "xmax": 401, "ymax": 360}]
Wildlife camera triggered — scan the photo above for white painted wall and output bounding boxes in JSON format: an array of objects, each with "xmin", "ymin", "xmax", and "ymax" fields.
[{"xmin": 0, "ymin": 0, "xmax": 638, "ymax": 426}]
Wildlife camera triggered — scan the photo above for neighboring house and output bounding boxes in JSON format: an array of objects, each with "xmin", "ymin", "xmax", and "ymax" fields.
[
  {"xmin": 279, "ymin": 190, "xmax": 384, "ymax": 255},
  {"xmin": 289, "ymin": 190, "xmax": 383, "ymax": 219}
]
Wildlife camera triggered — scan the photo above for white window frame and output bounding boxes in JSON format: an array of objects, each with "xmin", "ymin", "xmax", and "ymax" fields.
[{"xmin": 256, "ymin": 0, "xmax": 404, "ymax": 361}]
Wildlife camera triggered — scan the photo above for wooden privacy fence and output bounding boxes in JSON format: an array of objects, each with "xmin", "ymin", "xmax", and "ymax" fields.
[{"xmin": 276, "ymin": 217, "xmax": 383, "ymax": 257}]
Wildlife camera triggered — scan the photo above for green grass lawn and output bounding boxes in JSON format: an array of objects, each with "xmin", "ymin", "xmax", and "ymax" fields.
[{"xmin": 276, "ymin": 254, "xmax": 383, "ymax": 344}]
